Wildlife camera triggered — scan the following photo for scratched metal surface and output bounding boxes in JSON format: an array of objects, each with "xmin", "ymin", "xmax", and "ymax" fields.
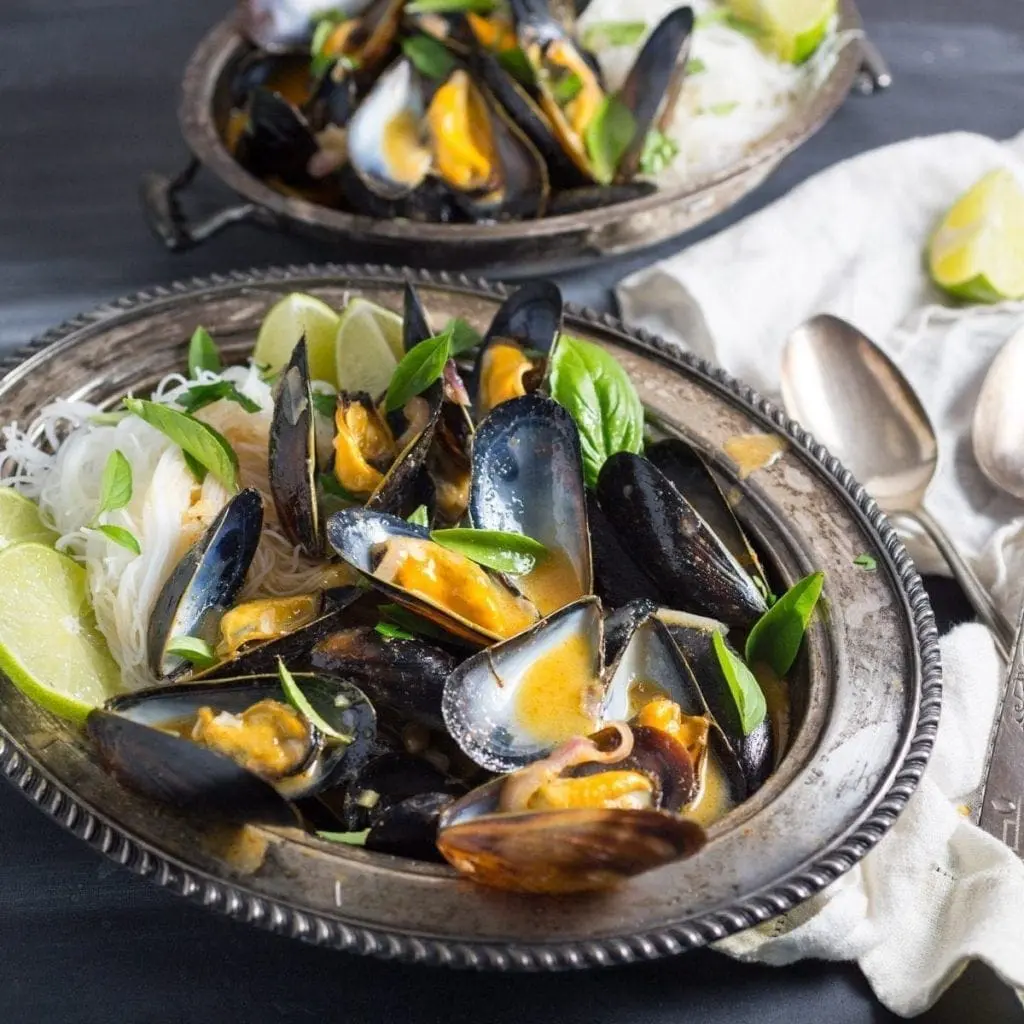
[{"xmin": 1, "ymin": 0, "xmax": 1023, "ymax": 1021}]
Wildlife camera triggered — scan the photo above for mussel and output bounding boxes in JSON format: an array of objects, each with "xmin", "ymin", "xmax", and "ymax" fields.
[
  {"xmin": 365, "ymin": 791, "xmax": 454, "ymax": 862},
  {"xmin": 147, "ymin": 488, "xmax": 264, "ymax": 680},
  {"xmin": 586, "ymin": 493, "xmax": 664, "ymax": 610},
  {"xmin": 236, "ymin": 87, "xmax": 319, "ymax": 186},
  {"xmin": 239, "ymin": 0, "xmax": 376, "ymax": 52}
]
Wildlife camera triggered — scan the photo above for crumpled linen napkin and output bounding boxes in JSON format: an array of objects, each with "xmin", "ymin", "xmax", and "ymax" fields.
[{"xmin": 617, "ymin": 130, "xmax": 1024, "ymax": 1016}]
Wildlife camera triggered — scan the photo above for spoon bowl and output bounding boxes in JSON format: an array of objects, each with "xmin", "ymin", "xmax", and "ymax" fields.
[{"xmin": 973, "ymin": 323, "xmax": 1024, "ymax": 500}]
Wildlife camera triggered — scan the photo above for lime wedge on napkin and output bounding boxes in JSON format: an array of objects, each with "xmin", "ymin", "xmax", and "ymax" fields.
[
  {"xmin": 0, "ymin": 489, "xmax": 58, "ymax": 551},
  {"xmin": 253, "ymin": 293, "xmax": 341, "ymax": 385},
  {"xmin": 334, "ymin": 298, "xmax": 405, "ymax": 398},
  {"xmin": 928, "ymin": 169, "xmax": 1024, "ymax": 303},
  {"xmin": 0, "ymin": 542, "xmax": 123, "ymax": 724},
  {"xmin": 725, "ymin": 0, "xmax": 837, "ymax": 63}
]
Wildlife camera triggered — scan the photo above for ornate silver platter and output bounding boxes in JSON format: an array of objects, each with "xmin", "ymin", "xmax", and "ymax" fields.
[{"xmin": 0, "ymin": 265, "xmax": 939, "ymax": 969}]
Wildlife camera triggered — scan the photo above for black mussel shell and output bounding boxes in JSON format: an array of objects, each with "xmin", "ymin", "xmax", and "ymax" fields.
[
  {"xmin": 311, "ymin": 625, "xmax": 457, "ymax": 730},
  {"xmin": 306, "ymin": 66, "xmax": 359, "ymax": 130},
  {"xmin": 236, "ymin": 88, "xmax": 318, "ymax": 186},
  {"xmin": 545, "ymin": 182, "xmax": 657, "ymax": 217},
  {"xmin": 269, "ymin": 338, "xmax": 323, "ymax": 556},
  {"xmin": 602, "ymin": 598, "xmax": 659, "ymax": 667},
  {"xmin": 365, "ymin": 791, "xmax": 453, "ymax": 862},
  {"xmin": 587, "ymin": 493, "xmax": 664, "ymax": 610},
  {"xmin": 147, "ymin": 488, "xmax": 263, "ymax": 680},
  {"xmin": 596, "ymin": 453, "xmax": 768, "ymax": 630},
  {"xmin": 403, "ymin": 282, "xmax": 434, "ymax": 351}
]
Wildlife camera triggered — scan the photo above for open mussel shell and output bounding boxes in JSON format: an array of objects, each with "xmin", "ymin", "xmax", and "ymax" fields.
[
  {"xmin": 239, "ymin": 0, "xmax": 376, "ymax": 52},
  {"xmin": 87, "ymin": 710, "xmax": 299, "ymax": 826},
  {"xmin": 311, "ymin": 625, "xmax": 457, "ymax": 730},
  {"xmin": 442, "ymin": 598, "xmax": 604, "ymax": 773},
  {"xmin": 646, "ymin": 438, "xmax": 770, "ymax": 594},
  {"xmin": 365, "ymin": 791, "xmax": 454, "ymax": 862},
  {"xmin": 269, "ymin": 338, "xmax": 323, "ymax": 556},
  {"xmin": 596, "ymin": 453, "xmax": 768, "ymax": 630},
  {"xmin": 147, "ymin": 488, "xmax": 263, "ymax": 680},
  {"xmin": 326, "ymin": 507, "xmax": 538, "ymax": 646},
  {"xmin": 236, "ymin": 88, "xmax": 318, "ymax": 186},
  {"xmin": 469, "ymin": 392, "xmax": 592, "ymax": 613},
  {"xmin": 602, "ymin": 598, "xmax": 659, "ymax": 667},
  {"xmin": 546, "ymin": 182, "xmax": 657, "ymax": 217},
  {"xmin": 104, "ymin": 674, "xmax": 377, "ymax": 801},
  {"xmin": 586, "ymin": 494, "xmax": 664, "ymax": 610}
]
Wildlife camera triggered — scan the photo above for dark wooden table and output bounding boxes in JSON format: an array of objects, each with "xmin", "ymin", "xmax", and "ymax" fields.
[{"xmin": 2, "ymin": 2, "xmax": 1023, "ymax": 1021}]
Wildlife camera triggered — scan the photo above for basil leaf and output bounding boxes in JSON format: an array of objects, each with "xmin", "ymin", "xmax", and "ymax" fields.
[
  {"xmin": 745, "ymin": 572, "xmax": 824, "ymax": 677},
  {"xmin": 407, "ymin": 505, "xmax": 430, "ymax": 527},
  {"xmin": 177, "ymin": 381, "xmax": 261, "ymax": 415},
  {"xmin": 712, "ymin": 631, "xmax": 767, "ymax": 735},
  {"xmin": 310, "ymin": 13, "xmax": 351, "ymax": 79},
  {"xmin": 583, "ymin": 94, "xmax": 637, "ymax": 185},
  {"xmin": 375, "ymin": 621, "xmax": 417, "ymax": 641},
  {"xmin": 687, "ymin": 56, "xmax": 707, "ymax": 74},
  {"xmin": 187, "ymin": 327, "xmax": 222, "ymax": 377},
  {"xmin": 401, "ymin": 35, "xmax": 456, "ymax": 80},
  {"xmin": 447, "ymin": 317, "xmax": 483, "ymax": 356},
  {"xmin": 707, "ymin": 101, "xmax": 739, "ymax": 116},
  {"xmin": 319, "ymin": 473, "xmax": 360, "ymax": 502},
  {"xmin": 497, "ymin": 47, "xmax": 535, "ymax": 87},
  {"xmin": 312, "ymin": 391, "xmax": 338, "ymax": 418},
  {"xmin": 385, "ymin": 327, "xmax": 452, "ymax": 412},
  {"xmin": 580, "ymin": 20, "xmax": 647, "ymax": 51},
  {"xmin": 278, "ymin": 660, "xmax": 352, "ymax": 742},
  {"xmin": 97, "ymin": 450, "xmax": 133, "ymax": 516},
  {"xmin": 853, "ymin": 553, "xmax": 877, "ymax": 571},
  {"xmin": 551, "ymin": 71, "xmax": 583, "ymax": 105},
  {"xmin": 166, "ymin": 636, "xmax": 217, "ymax": 668},
  {"xmin": 431, "ymin": 528, "xmax": 547, "ymax": 575},
  {"xmin": 93, "ymin": 524, "xmax": 141, "ymax": 556},
  {"xmin": 182, "ymin": 451, "xmax": 207, "ymax": 484},
  {"xmin": 317, "ymin": 829, "xmax": 370, "ymax": 845},
  {"xmin": 638, "ymin": 129, "xmax": 680, "ymax": 176},
  {"xmin": 376, "ymin": 603, "xmax": 451, "ymax": 642},
  {"xmin": 124, "ymin": 398, "xmax": 238, "ymax": 491},
  {"xmin": 405, "ymin": 0, "xmax": 496, "ymax": 13},
  {"xmin": 548, "ymin": 334, "xmax": 644, "ymax": 488}
]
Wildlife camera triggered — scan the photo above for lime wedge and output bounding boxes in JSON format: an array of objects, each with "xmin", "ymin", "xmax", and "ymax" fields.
[
  {"xmin": 334, "ymin": 298, "xmax": 405, "ymax": 398},
  {"xmin": 928, "ymin": 169, "xmax": 1024, "ymax": 303},
  {"xmin": 0, "ymin": 543, "xmax": 123, "ymax": 724},
  {"xmin": 0, "ymin": 489, "xmax": 58, "ymax": 551},
  {"xmin": 725, "ymin": 0, "xmax": 837, "ymax": 63},
  {"xmin": 253, "ymin": 293, "xmax": 342, "ymax": 385}
]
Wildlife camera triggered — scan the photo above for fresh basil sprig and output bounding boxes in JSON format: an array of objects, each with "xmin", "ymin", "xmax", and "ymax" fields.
[
  {"xmin": 401, "ymin": 35, "xmax": 456, "ymax": 80},
  {"xmin": 497, "ymin": 47, "xmax": 535, "ymax": 87},
  {"xmin": 583, "ymin": 94, "xmax": 636, "ymax": 185},
  {"xmin": 639, "ymin": 129, "xmax": 680, "ymax": 175},
  {"xmin": 385, "ymin": 325, "xmax": 452, "ymax": 412},
  {"xmin": 447, "ymin": 317, "xmax": 483, "ymax": 356},
  {"xmin": 431, "ymin": 528, "xmax": 547, "ymax": 575},
  {"xmin": 712, "ymin": 631, "xmax": 767, "ymax": 735},
  {"xmin": 166, "ymin": 635, "xmax": 217, "ymax": 668},
  {"xmin": 97, "ymin": 450, "xmax": 133, "ymax": 517},
  {"xmin": 580, "ymin": 20, "xmax": 647, "ymax": 51},
  {"xmin": 375, "ymin": 621, "xmax": 417, "ymax": 641},
  {"xmin": 278, "ymin": 660, "xmax": 352, "ymax": 742},
  {"xmin": 853, "ymin": 553, "xmax": 877, "ymax": 571},
  {"xmin": 376, "ymin": 603, "xmax": 451, "ymax": 642},
  {"xmin": 551, "ymin": 71, "xmax": 583, "ymax": 105},
  {"xmin": 124, "ymin": 398, "xmax": 239, "ymax": 491},
  {"xmin": 188, "ymin": 327, "xmax": 222, "ymax": 377},
  {"xmin": 548, "ymin": 334, "xmax": 644, "ymax": 488},
  {"xmin": 745, "ymin": 572, "xmax": 824, "ymax": 677},
  {"xmin": 93, "ymin": 524, "xmax": 141, "ymax": 556},
  {"xmin": 407, "ymin": 505, "xmax": 430, "ymax": 527},
  {"xmin": 177, "ymin": 381, "xmax": 261, "ymax": 415}
]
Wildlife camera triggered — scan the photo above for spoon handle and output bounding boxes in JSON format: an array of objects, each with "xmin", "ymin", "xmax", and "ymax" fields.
[{"xmin": 910, "ymin": 508, "xmax": 1015, "ymax": 660}]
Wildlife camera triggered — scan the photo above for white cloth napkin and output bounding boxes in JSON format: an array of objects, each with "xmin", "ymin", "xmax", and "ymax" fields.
[{"xmin": 617, "ymin": 130, "xmax": 1024, "ymax": 1016}]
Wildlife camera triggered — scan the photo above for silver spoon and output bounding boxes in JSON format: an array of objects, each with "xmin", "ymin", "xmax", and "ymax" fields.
[
  {"xmin": 781, "ymin": 313, "xmax": 1015, "ymax": 660},
  {"xmin": 973, "ymin": 323, "xmax": 1024, "ymax": 499}
]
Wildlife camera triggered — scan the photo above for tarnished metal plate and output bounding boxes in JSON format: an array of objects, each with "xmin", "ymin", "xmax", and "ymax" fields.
[{"xmin": 0, "ymin": 266, "xmax": 940, "ymax": 968}]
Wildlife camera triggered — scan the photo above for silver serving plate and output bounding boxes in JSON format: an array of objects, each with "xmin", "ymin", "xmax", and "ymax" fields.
[
  {"xmin": 0, "ymin": 266, "xmax": 939, "ymax": 969},
  {"xmin": 140, "ymin": 2, "xmax": 880, "ymax": 274}
]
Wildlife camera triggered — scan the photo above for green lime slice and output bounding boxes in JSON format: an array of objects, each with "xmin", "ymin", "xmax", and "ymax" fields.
[
  {"xmin": 928, "ymin": 169, "xmax": 1024, "ymax": 303},
  {"xmin": 334, "ymin": 298, "xmax": 404, "ymax": 398},
  {"xmin": 253, "ymin": 293, "xmax": 342, "ymax": 385},
  {"xmin": 0, "ymin": 489, "xmax": 58, "ymax": 551},
  {"xmin": 725, "ymin": 0, "xmax": 837, "ymax": 62},
  {"xmin": 0, "ymin": 542, "xmax": 124, "ymax": 724}
]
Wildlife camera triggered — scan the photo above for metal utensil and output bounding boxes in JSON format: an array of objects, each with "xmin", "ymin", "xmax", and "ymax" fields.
[
  {"xmin": 781, "ymin": 313, "xmax": 1015, "ymax": 659},
  {"xmin": 973, "ymin": 324, "xmax": 1024, "ymax": 499}
]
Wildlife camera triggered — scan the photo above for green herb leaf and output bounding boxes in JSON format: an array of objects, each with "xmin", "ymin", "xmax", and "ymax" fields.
[
  {"xmin": 551, "ymin": 71, "xmax": 583, "ymax": 105},
  {"xmin": 385, "ymin": 327, "xmax": 452, "ymax": 412},
  {"xmin": 124, "ymin": 398, "xmax": 239, "ymax": 491},
  {"xmin": 375, "ymin": 621, "xmax": 417, "ymax": 641},
  {"xmin": 405, "ymin": 0, "xmax": 496, "ymax": 13},
  {"xmin": 177, "ymin": 381, "xmax": 261, "ymax": 415},
  {"xmin": 187, "ymin": 326, "xmax": 222, "ymax": 378},
  {"xmin": 638, "ymin": 129, "xmax": 680, "ymax": 176},
  {"xmin": 97, "ymin": 450, "xmax": 133, "ymax": 517},
  {"xmin": 753, "ymin": 574, "xmax": 777, "ymax": 607},
  {"xmin": 278, "ymin": 660, "xmax": 352, "ymax": 742},
  {"xmin": 401, "ymin": 34, "xmax": 456, "ymax": 80},
  {"xmin": 430, "ymin": 528, "xmax": 547, "ymax": 575},
  {"xmin": 447, "ymin": 317, "xmax": 483, "ymax": 356},
  {"xmin": 497, "ymin": 46, "xmax": 535, "ymax": 87},
  {"xmin": 548, "ymin": 334, "xmax": 644, "ymax": 488},
  {"xmin": 89, "ymin": 411, "xmax": 127, "ymax": 427},
  {"xmin": 712, "ymin": 631, "xmax": 767, "ymax": 735},
  {"xmin": 182, "ymin": 451, "xmax": 207, "ymax": 484},
  {"xmin": 407, "ymin": 505, "xmax": 430, "ymax": 527},
  {"xmin": 583, "ymin": 94, "xmax": 637, "ymax": 185},
  {"xmin": 376, "ymin": 603, "xmax": 452, "ymax": 642},
  {"xmin": 580, "ymin": 20, "xmax": 647, "ymax": 51},
  {"xmin": 93, "ymin": 524, "xmax": 141, "ymax": 556},
  {"xmin": 687, "ymin": 56, "xmax": 707, "ymax": 74},
  {"xmin": 312, "ymin": 391, "xmax": 339, "ymax": 418},
  {"xmin": 166, "ymin": 635, "xmax": 217, "ymax": 668},
  {"xmin": 853, "ymin": 553, "xmax": 877, "ymax": 571},
  {"xmin": 707, "ymin": 101, "xmax": 739, "ymax": 116},
  {"xmin": 310, "ymin": 13, "xmax": 351, "ymax": 78},
  {"xmin": 745, "ymin": 571, "xmax": 824, "ymax": 677},
  {"xmin": 317, "ymin": 829, "xmax": 370, "ymax": 845},
  {"xmin": 319, "ymin": 472, "xmax": 360, "ymax": 503}
]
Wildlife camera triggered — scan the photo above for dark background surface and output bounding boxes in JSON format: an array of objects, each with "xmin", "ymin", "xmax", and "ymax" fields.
[{"xmin": 1, "ymin": 1, "xmax": 1024, "ymax": 1021}]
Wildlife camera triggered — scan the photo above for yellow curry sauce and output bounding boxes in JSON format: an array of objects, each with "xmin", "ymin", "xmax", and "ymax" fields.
[{"xmin": 516, "ymin": 546, "xmax": 584, "ymax": 617}]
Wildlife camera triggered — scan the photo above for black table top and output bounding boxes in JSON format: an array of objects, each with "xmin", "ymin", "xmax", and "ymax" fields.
[{"xmin": 2, "ymin": 2, "xmax": 1023, "ymax": 1021}]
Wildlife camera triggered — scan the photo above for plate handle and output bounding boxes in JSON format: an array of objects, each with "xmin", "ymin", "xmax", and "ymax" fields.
[
  {"xmin": 856, "ymin": 36, "xmax": 893, "ymax": 95},
  {"xmin": 139, "ymin": 158, "xmax": 265, "ymax": 252}
]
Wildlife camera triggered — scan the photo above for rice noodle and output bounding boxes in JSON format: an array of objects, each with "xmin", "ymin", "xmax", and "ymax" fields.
[{"xmin": 0, "ymin": 362, "xmax": 341, "ymax": 691}]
